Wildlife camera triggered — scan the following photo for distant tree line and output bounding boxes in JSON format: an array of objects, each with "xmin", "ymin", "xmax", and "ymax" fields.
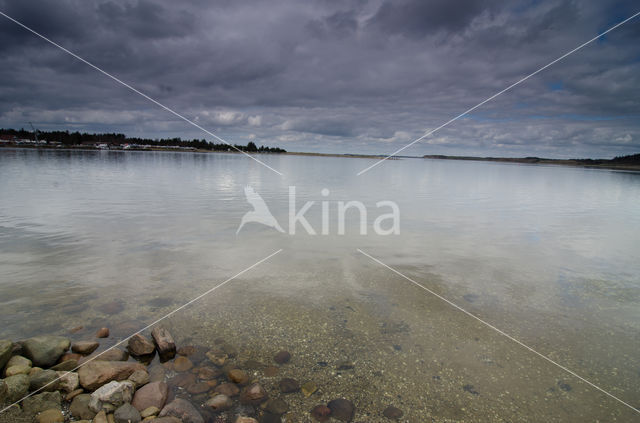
[{"xmin": 0, "ymin": 128, "xmax": 286, "ymax": 153}]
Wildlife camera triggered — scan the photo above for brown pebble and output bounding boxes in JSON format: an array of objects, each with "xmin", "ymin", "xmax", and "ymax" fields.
[
  {"xmin": 263, "ymin": 366, "xmax": 279, "ymax": 377},
  {"xmin": 239, "ymin": 383, "xmax": 268, "ymax": 405},
  {"xmin": 214, "ymin": 382, "xmax": 240, "ymax": 397},
  {"xmin": 196, "ymin": 366, "xmax": 222, "ymax": 380},
  {"xmin": 278, "ymin": 378, "xmax": 300, "ymax": 393},
  {"xmin": 173, "ymin": 356, "xmax": 193, "ymax": 372},
  {"xmin": 310, "ymin": 405, "xmax": 331, "ymax": 422},
  {"xmin": 70, "ymin": 326, "xmax": 84, "ymax": 333},
  {"xmin": 186, "ymin": 382, "xmax": 210, "ymax": 394},
  {"xmin": 383, "ymin": 405, "xmax": 403, "ymax": 419},
  {"xmin": 228, "ymin": 369, "xmax": 249, "ymax": 385},
  {"xmin": 177, "ymin": 345, "xmax": 197, "ymax": 356},
  {"xmin": 65, "ymin": 389, "xmax": 84, "ymax": 401},
  {"xmin": 59, "ymin": 353, "xmax": 83, "ymax": 363},
  {"xmin": 273, "ymin": 350, "xmax": 291, "ymax": 364},
  {"xmin": 96, "ymin": 327, "xmax": 110, "ymax": 338},
  {"xmin": 328, "ymin": 398, "xmax": 355, "ymax": 422},
  {"xmin": 168, "ymin": 373, "xmax": 196, "ymax": 388}
]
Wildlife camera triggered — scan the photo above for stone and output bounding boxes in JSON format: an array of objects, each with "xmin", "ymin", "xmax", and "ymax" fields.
[
  {"xmin": 114, "ymin": 403, "xmax": 141, "ymax": 423},
  {"xmin": 150, "ymin": 327, "xmax": 176, "ymax": 359},
  {"xmin": 70, "ymin": 394, "xmax": 97, "ymax": 420},
  {"xmin": 186, "ymin": 382, "xmax": 210, "ymax": 394},
  {"xmin": 168, "ymin": 372, "xmax": 195, "ymax": 389},
  {"xmin": 72, "ymin": 341, "xmax": 100, "ymax": 355},
  {"xmin": 310, "ymin": 405, "xmax": 331, "ymax": 422},
  {"xmin": 327, "ymin": 399, "xmax": 355, "ymax": 422},
  {"xmin": 36, "ymin": 409, "xmax": 64, "ymax": 423},
  {"xmin": 131, "ymin": 381, "xmax": 168, "ymax": 412},
  {"xmin": 0, "ymin": 379, "xmax": 7, "ymax": 403},
  {"xmin": 128, "ymin": 369, "xmax": 150, "ymax": 388},
  {"xmin": 264, "ymin": 398, "xmax": 289, "ymax": 415},
  {"xmin": 0, "ymin": 339, "xmax": 12, "ymax": 370},
  {"xmin": 177, "ymin": 346, "xmax": 197, "ymax": 356},
  {"xmin": 235, "ymin": 418, "xmax": 258, "ymax": 423},
  {"xmin": 173, "ymin": 356, "xmax": 193, "ymax": 372},
  {"xmin": 59, "ymin": 352, "xmax": 83, "ymax": 362},
  {"xmin": 336, "ymin": 361, "xmax": 354, "ymax": 371},
  {"xmin": 228, "ymin": 369, "xmax": 249, "ymax": 384},
  {"xmin": 98, "ymin": 349, "xmax": 129, "ymax": 362},
  {"xmin": 89, "ymin": 380, "xmax": 136, "ymax": 413},
  {"xmin": 148, "ymin": 366, "xmax": 165, "ymax": 383},
  {"xmin": 5, "ymin": 364, "xmax": 31, "ymax": 376},
  {"xmin": 22, "ymin": 391, "xmax": 61, "ymax": 414},
  {"xmin": 21, "ymin": 336, "xmax": 70, "ymax": 368},
  {"xmin": 78, "ymin": 361, "xmax": 146, "ymax": 390},
  {"xmin": 204, "ymin": 394, "xmax": 232, "ymax": 412},
  {"xmin": 301, "ymin": 381, "xmax": 317, "ymax": 397},
  {"xmin": 7, "ymin": 355, "xmax": 31, "ymax": 368},
  {"xmin": 273, "ymin": 350, "xmax": 291, "ymax": 364},
  {"xmin": 239, "ymin": 383, "xmax": 268, "ymax": 405},
  {"xmin": 159, "ymin": 398, "xmax": 204, "ymax": 423},
  {"xmin": 196, "ymin": 366, "xmax": 221, "ymax": 380},
  {"xmin": 152, "ymin": 418, "xmax": 181, "ymax": 423},
  {"xmin": 56, "ymin": 370, "xmax": 80, "ymax": 393},
  {"xmin": 382, "ymin": 405, "xmax": 403, "ymax": 419},
  {"xmin": 263, "ymin": 366, "xmax": 279, "ymax": 377},
  {"xmin": 128, "ymin": 335, "xmax": 155, "ymax": 357},
  {"xmin": 94, "ymin": 410, "xmax": 109, "ymax": 423},
  {"xmin": 29, "ymin": 367, "xmax": 43, "ymax": 376},
  {"xmin": 97, "ymin": 328, "xmax": 110, "ymax": 338},
  {"xmin": 65, "ymin": 388, "xmax": 84, "ymax": 401},
  {"xmin": 214, "ymin": 382, "xmax": 240, "ymax": 397},
  {"xmin": 4, "ymin": 374, "xmax": 29, "ymax": 402},
  {"xmin": 278, "ymin": 378, "xmax": 300, "ymax": 393},
  {"xmin": 140, "ymin": 406, "xmax": 160, "ymax": 418},
  {"xmin": 30, "ymin": 369, "xmax": 59, "ymax": 392},
  {"xmin": 51, "ymin": 359, "xmax": 78, "ymax": 371},
  {"xmin": 205, "ymin": 350, "xmax": 227, "ymax": 367}
]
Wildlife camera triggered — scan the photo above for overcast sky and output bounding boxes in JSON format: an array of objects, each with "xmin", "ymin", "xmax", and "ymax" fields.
[{"xmin": 0, "ymin": 0, "xmax": 639, "ymax": 158}]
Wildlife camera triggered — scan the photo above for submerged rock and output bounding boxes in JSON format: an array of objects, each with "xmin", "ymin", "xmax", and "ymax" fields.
[
  {"xmin": 228, "ymin": 369, "xmax": 249, "ymax": 385},
  {"xmin": 301, "ymin": 381, "xmax": 318, "ymax": 397},
  {"xmin": 273, "ymin": 351, "xmax": 291, "ymax": 364},
  {"xmin": 128, "ymin": 334, "xmax": 155, "ymax": 357},
  {"xmin": 96, "ymin": 328, "xmax": 110, "ymax": 338},
  {"xmin": 128, "ymin": 369, "xmax": 150, "ymax": 388},
  {"xmin": 151, "ymin": 327, "xmax": 176, "ymax": 359},
  {"xmin": 159, "ymin": 398, "xmax": 204, "ymax": 423},
  {"xmin": 72, "ymin": 341, "xmax": 100, "ymax": 355},
  {"xmin": 239, "ymin": 383, "xmax": 268, "ymax": 405},
  {"xmin": 204, "ymin": 394, "xmax": 232, "ymax": 412},
  {"xmin": 214, "ymin": 382, "xmax": 240, "ymax": 397},
  {"xmin": 310, "ymin": 404, "xmax": 331, "ymax": 422},
  {"xmin": 22, "ymin": 336, "xmax": 70, "ymax": 368},
  {"xmin": 173, "ymin": 356, "xmax": 193, "ymax": 372},
  {"xmin": 382, "ymin": 405, "xmax": 403, "ymax": 419},
  {"xmin": 264, "ymin": 398, "xmax": 289, "ymax": 415},
  {"xmin": 278, "ymin": 378, "xmax": 300, "ymax": 393},
  {"xmin": 327, "ymin": 398, "xmax": 355, "ymax": 422}
]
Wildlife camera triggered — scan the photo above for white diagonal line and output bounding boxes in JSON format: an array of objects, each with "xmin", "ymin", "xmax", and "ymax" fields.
[
  {"xmin": 0, "ymin": 11, "xmax": 283, "ymax": 177},
  {"xmin": 357, "ymin": 11, "xmax": 640, "ymax": 176},
  {"xmin": 0, "ymin": 248, "xmax": 282, "ymax": 414},
  {"xmin": 356, "ymin": 248, "xmax": 640, "ymax": 414}
]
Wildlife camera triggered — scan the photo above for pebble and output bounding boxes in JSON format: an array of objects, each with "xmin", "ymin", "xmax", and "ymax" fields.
[
  {"xmin": 239, "ymin": 383, "xmax": 268, "ymax": 405},
  {"xmin": 140, "ymin": 406, "xmax": 160, "ymax": 418},
  {"xmin": 114, "ymin": 403, "xmax": 141, "ymax": 423},
  {"xmin": 186, "ymin": 382, "xmax": 210, "ymax": 394},
  {"xmin": 51, "ymin": 359, "xmax": 78, "ymax": 371},
  {"xmin": 72, "ymin": 341, "xmax": 100, "ymax": 355},
  {"xmin": 70, "ymin": 394, "xmax": 96, "ymax": 420},
  {"xmin": 327, "ymin": 398, "xmax": 355, "ymax": 422},
  {"xmin": 7, "ymin": 355, "xmax": 32, "ymax": 368},
  {"xmin": 168, "ymin": 373, "xmax": 196, "ymax": 389},
  {"xmin": 204, "ymin": 394, "xmax": 233, "ymax": 411},
  {"xmin": 301, "ymin": 381, "xmax": 318, "ymax": 397},
  {"xmin": 131, "ymin": 381, "xmax": 169, "ymax": 412},
  {"xmin": 196, "ymin": 366, "xmax": 221, "ymax": 380},
  {"xmin": 36, "ymin": 409, "xmax": 64, "ymax": 423},
  {"xmin": 310, "ymin": 405, "xmax": 331, "ymax": 422},
  {"xmin": 22, "ymin": 391, "xmax": 61, "ymax": 415},
  {"xmin": 93, "ymin": 410, "xmax": 108, "ymax": 423},
  {"xmin": 128, "ymin": 369, "xmax": 150, "ymax": 388},
  {"xmin": 88, "ymin": 380, "xmax": 136, "ymax": 413},
  {"xmin": 65, "ymin": 388, "xmax": 84, "ymax": 401},
  {"xmin": 128, "ymin": 334, "xmax": 155, "ymax": 357},
  {"xmin": 273, "ymin": 350, "xmax": 291, "ymax": 364},
  {"xmin": 98, "ymin": 349, "xmax": 129, "ymax": 362},
  {"xmin": 56, "ymin": 370, "xmax": 80, "ymax": 393},
  {"xmin": 228, "ymin": 369, "xmax": 249, "ymax": 384},
  {"xmin": 264, "ymin": 398, "xmax": 289, "ymax": 415},
  {"xmin": 173, "ymin": 356, "xmax": 193, "ymax": 372},
  {"xmin": 214, "ymin": 382, "xmax": 240, "ymax": 397},
  {"xmin": 278, "ymin": 378, "xmax": 300, "ymax": 393},
  {"xmin": 5, "ymin": 364, "xmax": 31, "ymax": 376},
  {"xmin": 382, "ymin": 405, "xmax": 403, "ymax": 419},
  {"xmin": 96, "ymin": 328, "xmax": 110, "ymax": 338},
  {"xmin": 205, "ymin": 350, "xmax": 227, "ymax": 367},
  {"xmin": 263, "ymin": 366, "xmax": 279, "ymax": 377},
  {"xmin": 158, "ymin": 398, "xmax": 204, "ymax": 423},
  {"xmin": 151, "ymin": 326, "xmax": 176, "ymax": 359}
]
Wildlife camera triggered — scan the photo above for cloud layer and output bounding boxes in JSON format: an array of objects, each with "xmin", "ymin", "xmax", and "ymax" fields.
[{"xmin": 0, "ymin": 0, "xmax": 639, "ymax": 158}]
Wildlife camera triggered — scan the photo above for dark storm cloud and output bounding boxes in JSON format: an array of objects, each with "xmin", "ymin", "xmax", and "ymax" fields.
[{"xmin": 0, "ymin": 0, "xmax": 639, "ymax": 158}]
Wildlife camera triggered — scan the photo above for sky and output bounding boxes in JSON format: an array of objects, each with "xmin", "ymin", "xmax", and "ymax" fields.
[{"xmin": 0, "ymin": 0, "xmax": 639, "ymax": 158}]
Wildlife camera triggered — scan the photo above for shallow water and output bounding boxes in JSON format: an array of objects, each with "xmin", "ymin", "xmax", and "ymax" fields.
[{"xmin": 1, "ymin": 148, "xmax": 639, "ymax": 421}]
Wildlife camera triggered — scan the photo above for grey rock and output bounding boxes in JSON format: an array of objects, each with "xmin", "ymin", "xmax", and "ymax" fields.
[
  {"xmin": 22, "ymin": 391, "xmax": 61, "ymax": 415},
  {"xmin": 327, "ymin": 398, "xmax": 355, "ymax": 422},
  {"xmin": 159, "ymin": 398, "xmax": 204, "ymax": 423},
  {"xmin": 114, "ymin": 403, "xmax": 141, "ymax": 423},
  {"xmin": 22, "ymin": 336, "xmax": 70, "ymax": 368},
  {"xmin": 127, "ymin": 369, "xmax": 149, "ymax": 388},
  {"xmin": 29, "ymin": 369, "xmax": 59, "ymax": 392},
  {"xmin": 50, "ymin": 359, "xmax": 78, "ymax": 372},
  {"xmin": 3, "ymin": 374, "xmax": 29, "ymax": 402},
  {"xmin": 55, "ymin": 371, "xmax": 79, "ymax": 393},
  {"xmin": 69, "ymin": 393, "xmax": 96, "ymax": 420},
  {"xmin": 6, "ymin": 355, "xmax": 31, "ymax": 368},
  {"xmin": 0, "ymin": 339, "xmax": 12, "ymax": 371},
  {"xmin": 127, "ymin": 335, "xmax": 155, "ymax": 357},
  {"xmin": 204, "ymin": 394, "xmax": 232, "ymax": 411},
  {"xmin": 89, "ymin": 380, "xmax": 135, "ymax": 413}
]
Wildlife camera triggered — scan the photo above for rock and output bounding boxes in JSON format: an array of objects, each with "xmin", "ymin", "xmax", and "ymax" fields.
[
  {"xmin": 98, "ymin": 349, "xmax": 129, "ymax": 362},
  {"xmin": 173, "ymin": 356, "xmax": 193, "ymax": 372},
  {"xmin": 235, "ymin": 418, "xmax": 258, "ymax": 423},
  {"xmin": 152, "ymin": 418, "xmax": 181, "ymax": 423},
  {"xmin": 301, "ymin": 381, "xmax": 317, "ymax": 397},
  {"xmin": 263, "ymin": 366, "xmax": 279, "ymax": 377},
  {"xmin": 168, "ymin": 372, "xmax": 195, "ymax": 389},
  {"xmin": 22, "ymin": 391, "xmax": 61, "ymax": 414},
  {"xmin": 94, "ymin": 410, "xmax": 109, "ymax": 423},
  {"xmin": 78, "ymin": 361, "xmax": 146, "ymax": 390},
  {"xmin": 114, "ymin": 403, "xmax": 141, "ymax": 423},
  {"xmin": 131, "ymin": 381, "xmax": 168, "ymax": 411},
  {"xmin": 21, "ymin": 336, "xmax": 70, "ymax": 368},
  {"xmin": 59, "ymin": 352, "xmax": 83, "ymax": 362},
  {"xmin": 128, "ymin": 335, "xmax": 155, "ymax": 357},
  {"xmin": 72, "ymin": 341, "xmax": 100, "ymax": 355},
  {"xmin": 0, "ymin": 379, "xmax": 7, "ymax": 403},
  {"xmin": 239, "ymin": 383, "xmax": 268, "ymax": 405},
  {"xmin": 159, "ymin": 398, "xmax": 204, "ymax": 423},
  {"xmin": 150, "ymin": 327, "xmax": 176, "ymax": 359},
  {"xmin": 382, "ymin": 405, "xmax": 403, "ymax": 419},
  {"xmin": 336, "ymin": 361, "xmax": 354, "ymax": 371},
  {"xmin": 186, "ymin": 382, "xmax": 210, "ymax": 394},
  {"xmin": 228, "ymin": 369, "xmax": 249, "ymax": 385},
  {"xmin": 56, "ymin": 371, "xmax": 80, "ymax": 393},
  {"xmin": 177, "ymin": 346, "xmax": 196, "ymax": 356},
  {"xmin": 204, "ymin": 394, "xmax": 232, "ymax": 412},
  {"xmin": 4, "ymin": 374, "xmax": 29, "ymax": 402},
  {"xmin": 278, "ymin": 378, "xmax": 300, "ymax": 393},
  {"xmin": 70, "ymin": 394, "xmax": 97, "ymax": 420},
  {"xmin": 196, "ymin": 366, "xmax": 221, "ymax": 380},
  {"xmin": 214, "ymin": 382, "xmax": 240, "ymax": 397},
  {"xmin": 29, "ymin": 367, "xmax": 43, "ymax": 376},
  {"xmin": 29, "ymin": 369, "xmax": 60, "ymax": 392},
  {"xmin": 140, "ymin": 406, "xmax": 160, "ymax": 418},
  {"xmin": 148, "ymin": 366, "xmax": 165, "ymax": 383},
  {"xmin": 65, "ymin": 388, "xmax": 84, "ymax": 401},
  {"xmin": 89, "ymin": 380, "xmax": 136, "ymax": 413},
  {"xmin": 327, "ymin": 399, "xmax": 355, "ymax": 422},
  {"xmin": 264, "ymin": 398, "xmax": 289, "ymax": 415},
  {"xmin": 5, "ymin": 364, "xmax": 31, "ymax": 376},
  {"xmin": 7, "ymin": 355, "xmax": 31, "ymax": 368},
  {"xmin": 128, "ymin": 369, "xmax": 150, "ymax": 388},
  {"xmin": 310, "ymin": 405, "xmax": 331, "ymax": 422},
  {"xmin": 51, "ymin": 359, "xmax": 78, "ymax": 371},
  {"xmin": 96, "ymin": 328, "xmax": 110, "ymax": 338},
  {"xmin": 273, "ymin": 351, "xmax": 291, "ymax": 364},
  {"xmin": 0, "ymin": 339, "xmax": 12, "ymax": 370},
  {"xmin": 36, "ymin": 409, "xmax": 64, "ymax": 423},
  {"xmin": 205, "ymin": 350, "xmax": 227, "ymax": 367}
]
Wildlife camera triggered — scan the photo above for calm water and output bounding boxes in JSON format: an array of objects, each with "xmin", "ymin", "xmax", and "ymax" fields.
[{"xmin": 1, "ymin": 148, "xmax": 639, "ymax": 422}]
